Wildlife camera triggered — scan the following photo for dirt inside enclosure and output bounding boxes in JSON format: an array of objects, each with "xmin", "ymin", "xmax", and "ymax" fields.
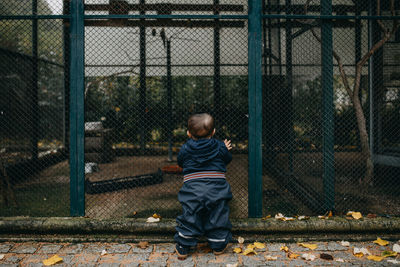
[{"xmin": 85, "ymin": 155, "xmax": 249, "ymax": 219}]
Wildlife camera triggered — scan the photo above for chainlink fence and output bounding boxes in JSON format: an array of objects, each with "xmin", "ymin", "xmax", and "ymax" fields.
[{"xmin": 0, "ymin": 0, "xmax": 399, "ymax": 219}]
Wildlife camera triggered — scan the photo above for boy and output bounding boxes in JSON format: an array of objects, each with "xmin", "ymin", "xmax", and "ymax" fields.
[{"xmin": 174, "ymin": 113, "xmax": 233, "ymax": 259}]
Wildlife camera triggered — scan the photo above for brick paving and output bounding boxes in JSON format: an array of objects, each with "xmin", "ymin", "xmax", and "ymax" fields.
[{"xmin": 0, "ymin": 240, "xmax": 399, "ymax": 266}]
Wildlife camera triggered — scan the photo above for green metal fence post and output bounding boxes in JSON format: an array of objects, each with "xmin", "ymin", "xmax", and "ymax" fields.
[
  {"xmin": 248, "ymin": 0, "xmax": 263, "ymax": 218},
  {"xmin": 69, "ymin": 0, "xmax": 85, "ymax": 216},
  {"xmin": 31, "ymin": 0, "xmax": 39, "ymax": 161},
  {"xmin": 321, "ymin": 0, "xmax": 335, "ymax": 212}
]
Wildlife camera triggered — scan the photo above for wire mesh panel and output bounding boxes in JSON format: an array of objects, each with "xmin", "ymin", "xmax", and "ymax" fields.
[
  {"xmin": 83, "ymin": 0, "xmax": 249, "ymax": 218},
  {"xmin": 262, "ymin": 0, "xmax": 400, "ymax": 217},
  {"xmin": 0, "ymin": 1, "xmax": 69, "ymax": 216}
]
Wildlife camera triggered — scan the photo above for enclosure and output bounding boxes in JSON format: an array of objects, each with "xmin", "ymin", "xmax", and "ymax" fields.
[{"xmin": 0, "ymin": 0, "xmax": 399, "ymax": 219}]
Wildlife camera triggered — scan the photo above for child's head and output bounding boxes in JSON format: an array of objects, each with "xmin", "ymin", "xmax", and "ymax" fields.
[{"xmin": 187, "ymin": 113, "xmax": 215, "ymax": 139}]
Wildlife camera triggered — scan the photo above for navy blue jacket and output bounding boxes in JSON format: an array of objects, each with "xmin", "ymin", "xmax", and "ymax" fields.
[{"xmin": 177, "ymin": 138, "xmax": 232, "ymax": 175}]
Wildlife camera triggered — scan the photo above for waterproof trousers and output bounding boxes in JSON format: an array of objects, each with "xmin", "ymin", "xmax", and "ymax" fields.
[{"xmin": 174, "ymin": 178, "xmax": 232, "ymax": 250}]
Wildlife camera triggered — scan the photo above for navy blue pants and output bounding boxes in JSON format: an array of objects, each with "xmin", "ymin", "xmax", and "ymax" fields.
[{"xmin": 174, "ymin": 178, "xmax": 232, "ymax": 250}]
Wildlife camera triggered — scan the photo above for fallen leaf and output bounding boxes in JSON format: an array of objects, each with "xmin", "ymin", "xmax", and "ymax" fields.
[
  {"xmin": 132, "ymin": 211, "xmax": 138, "ymax": 216},
  {"xmin": 288, "ymin": 252, "xmax": 300, "ymax": 259},
  {"xmin": 43, "ymin": 255, "xmax": 63, "ymax": 266},
  {"xmin": 0, "ymin": 254, "xmax": 4, "ymax": 260},
  {"xmin": 340, "ymin": 241, "xmax": 350, "ymax": 247},
  {"xmin": 275, "ymin": 213, "xmax": 284, "ymax": 220},
  {"xmin": 302, "ymin": 253, "xmax": 316, "ymax": 261},
  {"xmin": 226, "ymin": 263, "xmax": 238, "ymax": 267},
  {"xmin": 347, "ymin": 211, "xmax": 362, "ymax": 220},
  {"xmin": 261, "ymin": 215, "xmax": 271, "ymax": 220},
  {"xmin": 146, "ymin": 217, "xmax": 160, "ymax": 223},
  {"xmin": 382, "ymin": 250, "xmax": 397, "ymax": 257},
  {"xmin": 387, "ymin": 259, "xmax": 400, "ymax": 264},
  {"xmin": 138, "ymin": 241, "xmax": 149, "ymax": 249},
  {"xmin": 367, "ymin": 213, "xmax": 377, "ymax": 218},
  {"xmin": 101, "ymin": 249, "xmax": 107, "ymax": 256},
  {"xmin": 328, "ymin": 211, "xmax": 333, "ymax": 217},
  {"xmin": 336, "ymin": 258, "xmax": 344, "ymax": 262},
  {"xmin": 320, "ymin": 253, "xmax": 334, "ymax": 260},
  {"xmin": 253, "ymin": 242, "xmax": 265, "ymax": 249},
  {"xmin": 393, "ymin": 244, "xmax": 400, "ymax": 253},
  {"xmin": 298, "ymin": 243, "xmax": 318, "ymax": 250},
  {"xmin": 367, "ymin": 255, "xmax": 384, "ymax": 261},
  {"xmin": 318, "ymin": 215, "xmax": 326, "ymax": 219},
  {"xmin": 353, "ymin": 247, "xmax": 370, "ymax": 257},
  {"xmin": 246, "ymin": 244, "xmax": 256, "ymax": 250},
  {"xmin": 298, "ymin": 215, "xmax": 310, "ymax": 220},
  {"xmin": 238, "ymin": 237, "xmax": 244, "ymax": 244},
  {"xmin": 374, "ymin": 237, "xmax": 389, "ymax": 246},
  {"xmin": 283, "ymin": 217, "xmax": 295, "ymax": 221},
  {"xmin": 242, "ymin": 247, "xmax": 257, "ymax": 255},
  {"xmin": 280, "ymin": 246, "xmax": 289, "ymax": 252},
  {"xmin": 265, "ymin": 255, "xmax": 278, "ymax": 260},
  {"xmin": 233, "ymin": 247, "xmax": 242, "ymax": 254},
  {"xmin": 152, "ymin": 213, "xmax": 162, "ymax": 219}
]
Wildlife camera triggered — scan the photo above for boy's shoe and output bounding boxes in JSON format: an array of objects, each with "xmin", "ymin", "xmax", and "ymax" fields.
[
  {"xmin": 213, "ymin": 244, "xmax": 228, "ymax": 255},
  {"xmin": 175, "ymin": 244, "xmax": 189, "ymax": 259}
]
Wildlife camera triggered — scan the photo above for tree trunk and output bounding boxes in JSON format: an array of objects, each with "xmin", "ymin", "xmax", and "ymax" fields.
[{"xmin": 352, "ymin": 94, "xmax": 373, "ymax": 186}]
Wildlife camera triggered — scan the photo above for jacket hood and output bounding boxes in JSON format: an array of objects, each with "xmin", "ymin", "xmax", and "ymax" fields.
[{"xmin": 185, "ymin": 138, "xmax": 220, "ymax": 164}]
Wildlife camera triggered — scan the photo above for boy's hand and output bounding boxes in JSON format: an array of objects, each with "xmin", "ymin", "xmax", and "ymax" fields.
[{"xmin": 224, "ymin": 139, "xmax": 232, "ymax": 150}]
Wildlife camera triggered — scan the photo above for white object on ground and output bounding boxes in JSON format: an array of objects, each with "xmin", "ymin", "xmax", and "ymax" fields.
[
  {"xmin": 340, "ymin": 241, "xmax": 350, "ymax": 247},
  {"xmin": 353, "ymin": 247, "xmax": 371, "ymax": 255},
  {"xmin": 146, "ymin": 217, "xmax": 160, "ymax": 223},
  {"xmin": 302, "ymin": 253, "xmax": 316, "ymax": 261},
  {"xmin": 393, "ymin": 244, "xmax": 400, "ymax": 253},
  {"xmin": 101, "ymin": 249, "xmax": 107, "ymax": 256}
]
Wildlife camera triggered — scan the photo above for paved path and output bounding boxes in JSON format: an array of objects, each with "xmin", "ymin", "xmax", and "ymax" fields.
[{"xmin": 0, "ymin": 240, "xmax": 399, "ymax": 266}]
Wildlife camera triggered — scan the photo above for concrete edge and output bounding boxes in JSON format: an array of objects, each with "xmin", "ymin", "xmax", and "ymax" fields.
[{"xmin": 1, "ymin": 217, "xmax": 400, "ymax": 235}]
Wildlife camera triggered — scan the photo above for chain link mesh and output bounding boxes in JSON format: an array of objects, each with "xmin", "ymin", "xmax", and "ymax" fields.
[{"xmin": 0, "ymin": 0, "xmax": 399, "ymax": 219}]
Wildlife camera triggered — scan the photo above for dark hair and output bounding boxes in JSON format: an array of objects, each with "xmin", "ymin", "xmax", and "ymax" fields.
[{"xmin": 188, "ymin": 113, "xmax": 215, "ymax": 139}]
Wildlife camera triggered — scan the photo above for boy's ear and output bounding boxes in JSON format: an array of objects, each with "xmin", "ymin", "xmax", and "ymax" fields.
[
  {"xmin": 187, "ymin": 130, "xmax": 192, "ymax": 138},
  {"xmin": 212, "ymin": 128, "xmax": 216, "ymax": 136}
]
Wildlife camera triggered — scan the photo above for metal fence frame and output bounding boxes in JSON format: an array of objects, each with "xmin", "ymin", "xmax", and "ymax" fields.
[{"xmin": 1, "ymin": 0, "xmax": 399, "ymax": 217}]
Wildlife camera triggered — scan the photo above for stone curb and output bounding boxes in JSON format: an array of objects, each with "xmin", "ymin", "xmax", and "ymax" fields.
[{"xmin": 1, "ymin": 217, "xmax": 400, "ymax": 235}]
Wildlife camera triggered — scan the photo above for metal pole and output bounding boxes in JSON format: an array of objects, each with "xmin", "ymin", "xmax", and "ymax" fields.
[
  {"xmin": 248, "ymin": 0, "xmax": 263, "ymax": 218},
  {"xmin": 213, "ymin": 0, "xmax": 221, "ymax": 126},
  {"xmin": 167, "ymin": 40, "xmax": 173, "ymax": 161},
  {"xmin": 63, "ymin": 0, "xmax": 70, "ymax": 154},
  {"xmin": 69, "ymin": 0, "xmax": 85, "ymax": 216},
  {"xmin": 321, "ymin": 0, "xmax": 335, "ymax": 212},
  {"xmin": 31, "ymin": 0, "xmax": 39, "ymax": 161},
  {"xmin": 139, "ymin": 0, "xmax": 147, "ymax": 155},
  {"xmin": 285, "ymin": 0, "xmax": 294, "ymax": 173},
  {"xmin": 368, "ymin": 0, "xmax": 374, "ymax": 156}
]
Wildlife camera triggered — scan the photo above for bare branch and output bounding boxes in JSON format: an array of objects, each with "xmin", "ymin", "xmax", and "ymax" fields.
[{"xmin": 376, "ymin": 0, "xmax": 387, "ymax": 32}]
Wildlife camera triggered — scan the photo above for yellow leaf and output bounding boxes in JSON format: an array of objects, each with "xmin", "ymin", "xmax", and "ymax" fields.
[
  {"xmin": 233, "ymin": 247, "xmax": 242, "ymax": 254},
  {"xmin": 347, "ymin": 211, "xmax": 362, "ymax": 220},
  {"xmin": 261, "ymin": 215, "xmax": 271, "ymax": 220},
  {"xmin": 253, "ymin": 242, "xmax": 265, "ymax": 249},
  {"xmin": 242, "ymin": 248, "xmax": 257, "ymax": 255},
  {"xmin": 298, "ymin": 243, "xmax": 318, "ymax": 250},
  {"xmin": 152, "ymin": 213, "xmax": 162, "ymax": 219},
  {"xmin": 382, "ymin": 251, "xmax": 397, "ymax": 257},
  {"xmin": 43, "ymin": 255, "xmax": 63, "ymax": 266},
  {"xmin": 247, "ymin": 244, "xmax": 256, "ymax": 250},
  {"xmin": 288, "ymin": 252, "xmax": 300, "ymax": 259},
  {"xmin": 373, "ymin": 237, "xmax": 389, "ymax": 246},
  {"xmin": 354, "ymin": 252, "xmax": 364, "ymax": 258},
  {"xmin": 280, "ymin": 246, "xmax": 289, "ymax": 252},
  {"xmin": 367, "ymin": 255, "xmax": 384, "ymax": 262}
]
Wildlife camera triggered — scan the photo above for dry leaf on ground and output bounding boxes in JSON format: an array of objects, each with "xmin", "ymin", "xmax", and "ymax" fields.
[
  {"xmin": 288, "ymin": 252, "xmax": 300, "ymax": 259},
  {"xmin": 298, "ymin": 243, "xmax": 318, "ymax": 250},
  {"xmin": 340, "ymin": 241, "xmax": 350, "ymax": 247},
  {"xmin": 43, "ymin": 255, "xmax": 63, "ymax": 266},
  {"xmin": 374, "ymin": 237, "xmax": 389, "ymax": 246},
  {"xmin": 302, "ymin": 253, "xmax": 316, "ymax": 261},
  {"xmin": 265, "ymin": 255, "xmax": 278, "ymax": 260},
  {"xmin": 275, "ymin": 213, "xmax": 284, "ymax": 219},
  {"xmin": 237, "ymin": 236, "xmax": 244, "ymax": 244},
  {"xmin": 353, "ymin": 247, "xmax": 370, "ymax": 257},
  {"xmin": 146, "ymin": 217, "xmax": 160, "ymax": 223},
  {"xmin": 298, "ymin": 215, "xmax": 310, "ymax": 220},
  {"xmin": 336, "ymin": 258, "xmax": 345, "ymax": 262},
  {"xmin": 0, "ymin": 254, "xmax": 4, "ymax": 260},
  {"xmin": 261, "ymin": 215, "xmax": 271, "ymax": 220},
  {"xmin": 233, "ymin": 247, "xmax": 242, "ymax": 254},
  {"xmin": 152, "ymin": 213, "xmax": 162, "ymax": 219},
  {"xmin": 226, "ymin": 263, "xmax": 238, "ymax": 267},
  {"xmin": 393, "ymin": 244, "xmax": 400, "ymax": 253},
  {"xmin": 280, "ymin": 246, "xmax": 289, "ymax": 252},
  {"xmin": 367, "ymin": 213, "xmax": 377, "ymax": 218},
  {"xmin": 367, "ymin": 255, "xmax": 384, "ymax": 262},
  {"xmin": 101, "ymin": 249, "xmax": 107, "ymax": 256},
  {"xmin": 253, "ymin": 242, "xmax": 265, "ymax": 249},
  {"xmin": 138, "ymin": 241, "xmax": 149, "ymax": 249},
  {"xmin": 346, "ymin": 211, "xmax": 362, "ymax": 220},
  {"xmin": 242, "ymin": 247, "xmax": 257, "ymax": 255},
  {"xmin": 246, "ymin": 244, "xmax": 256, "ymax": 250},
  {"xmin": 387, "ymin": 259, "xmax": 400, "ymax": 264}
]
